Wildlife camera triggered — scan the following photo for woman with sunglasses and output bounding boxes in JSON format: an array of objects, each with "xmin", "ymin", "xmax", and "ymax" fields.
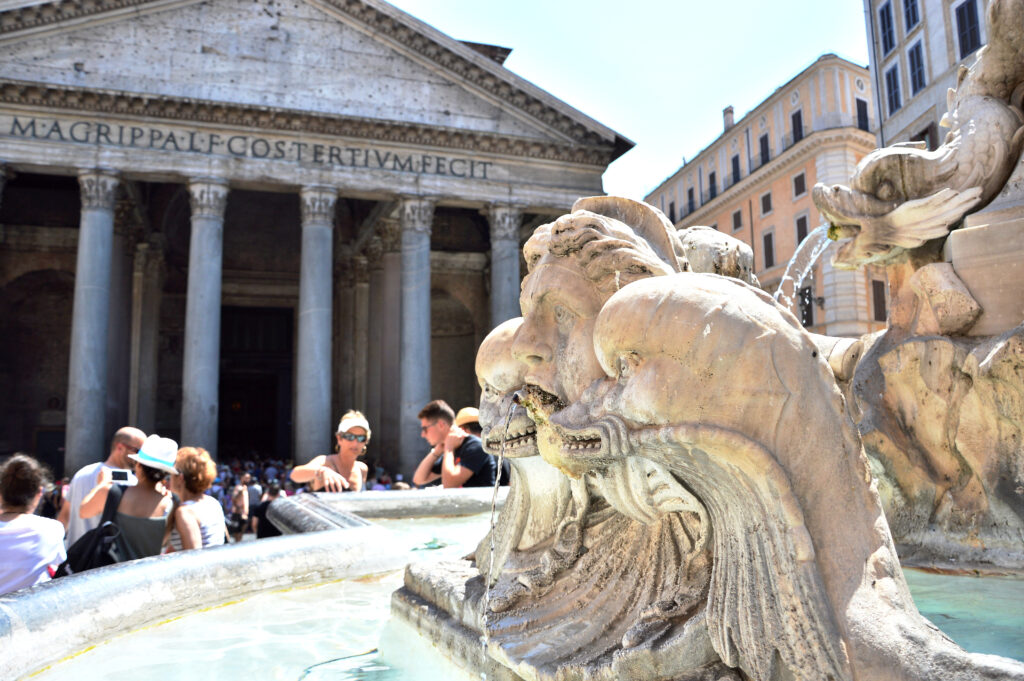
[{"xmin": 290, "ymin": 411, "xmax": 370, "ymax": 492}]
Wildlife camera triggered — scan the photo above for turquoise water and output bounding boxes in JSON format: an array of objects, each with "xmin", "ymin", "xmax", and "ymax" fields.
[
  {"xmin": 33, "ymin": 515, "xmax": 1024, "ymax": 679},
  {"xmin": 903, "ymin": 567, "xmax": 1024, "ymax": 660}
]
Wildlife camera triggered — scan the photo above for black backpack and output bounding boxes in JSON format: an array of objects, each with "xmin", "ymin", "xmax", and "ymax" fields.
[{"xmin": 54, "ymin": 484, "xmax": 131, "ymax": 576}]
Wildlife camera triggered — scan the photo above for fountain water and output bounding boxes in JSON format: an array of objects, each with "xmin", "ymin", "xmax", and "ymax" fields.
[{"xmin": 772, "ymin": 223, "xmax": 831, "ymax": 308}]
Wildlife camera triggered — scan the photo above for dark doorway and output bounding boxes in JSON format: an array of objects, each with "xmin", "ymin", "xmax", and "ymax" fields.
[{"xmin": 218, "ymin": 306, "xmax": 293, "ymax": 464}]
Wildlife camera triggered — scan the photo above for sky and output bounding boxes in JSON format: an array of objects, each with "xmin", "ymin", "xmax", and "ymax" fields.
[{"xmin": 384, "ymin": 1, "xmax": 872, "ymax": 200}]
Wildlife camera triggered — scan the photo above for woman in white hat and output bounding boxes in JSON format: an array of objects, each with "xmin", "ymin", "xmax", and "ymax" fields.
[
  {"xmin": 290, "ymin": 410, "xmax": 370, "ymax": 492},
  {"xmin": 79, "ymin": 434, "xmax": 178, "ymax": 560}
]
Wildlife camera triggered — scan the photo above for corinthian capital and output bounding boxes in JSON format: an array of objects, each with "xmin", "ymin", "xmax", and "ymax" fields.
[
  {"xmin": 188, "ymin": 179, "xmax": 229, "ymax": 219},
  {"xmin": 376, "ymin": 216, "xmax": 401, "ymax": 252},
  {"xmin": 487, "ymin": 203, "xmax": 523, "ymax": 242},
  {"xmin": 300, "ymin": 186, "xmax": 338, "ymax": 225},
  {"xmin": 78, "ymin": 170, "xmax": 119, "ymax": 210},
  {"xmin": 400, "ymin": 197, "xmax": 435, "ymax": 235}
]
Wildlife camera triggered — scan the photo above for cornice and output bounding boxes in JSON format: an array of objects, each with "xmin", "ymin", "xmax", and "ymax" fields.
[
  {"xmin": 0, "ymin": 79, "xmax": 615, "ymax": 167},
  {"xmin": 0, "ymin": 0, "xmax": 625, "ymax": 155},
  {"xmin": 680, "ymin": 128, "xmax": 875, "ymax": 226},
  {"xmin": 318, "ymin": 0, "xmax": 608, "ymax": 148}
]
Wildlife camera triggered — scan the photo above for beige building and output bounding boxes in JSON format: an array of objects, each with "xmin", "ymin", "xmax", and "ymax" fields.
[
  {"xmin": 646, "ymin": 54, "xmax": 888, "ymax": 338},
  {"xmin": 864, "ymin": 0, "xmax": 988, "ymax": 147},
  {"xmin": 0, "ymin": 0, "xmax": 630, "ymax": 478}
]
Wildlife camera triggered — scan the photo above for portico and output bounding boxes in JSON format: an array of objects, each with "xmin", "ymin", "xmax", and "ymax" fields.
[{"xmin": 0, "ymin": 0, "xmax": 629, "ymax": 477}]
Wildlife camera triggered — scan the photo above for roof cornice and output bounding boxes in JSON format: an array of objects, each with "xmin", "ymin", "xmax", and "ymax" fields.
[
  {"xmin": 678, "ymin": 128, "xmax": 875, "ymax": 226},
  {"xmin": 0, "ymin": 78, "xmax": 616, "ymax": 166}
]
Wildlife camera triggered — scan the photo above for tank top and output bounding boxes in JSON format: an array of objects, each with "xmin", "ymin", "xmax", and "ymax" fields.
[
  {"xmin": 116, "ymin": 512, "xmax": 168, "ymax": 559},
  {"xmin": 169, "ymin": 496, "xmax": 227, "ymax": 550}
]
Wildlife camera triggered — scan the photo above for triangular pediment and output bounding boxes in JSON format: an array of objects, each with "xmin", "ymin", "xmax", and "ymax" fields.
[{"xmin": 0, "ymin": 0, "xmax": 627, "ymax": 155}]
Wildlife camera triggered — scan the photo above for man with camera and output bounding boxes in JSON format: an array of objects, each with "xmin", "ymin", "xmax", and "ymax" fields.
[{"xmin": 57, "ymin": 426, "xmax": 146, "ymax": 546}]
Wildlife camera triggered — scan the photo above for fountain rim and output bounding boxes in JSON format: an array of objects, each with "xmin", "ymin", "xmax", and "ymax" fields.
[{"xmin": 0, "ymin": 487, "xmax": 506, "ymax": 680}]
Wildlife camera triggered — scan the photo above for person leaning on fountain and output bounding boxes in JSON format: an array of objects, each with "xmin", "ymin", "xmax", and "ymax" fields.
[
  {"xmin": 289, "ymin": 411, "xmax": 371, "ymax": 492},
  {"xmin": 412, "ymin": 400, "xmax": 496, "ymax": 488}
]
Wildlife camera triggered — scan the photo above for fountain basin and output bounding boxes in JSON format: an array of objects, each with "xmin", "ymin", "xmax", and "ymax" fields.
[{"xmin": 0, "ymin": 488, "xmax": 505, "ymax": 680}]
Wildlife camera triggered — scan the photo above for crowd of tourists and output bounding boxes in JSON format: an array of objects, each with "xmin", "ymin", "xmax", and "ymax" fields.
[{"xmin": 0, "ymin": 398, "xmax": 501, "ymax": 596}]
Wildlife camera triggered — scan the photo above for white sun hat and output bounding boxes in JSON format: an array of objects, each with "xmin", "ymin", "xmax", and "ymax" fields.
[
  {"xmin": 336, "ymin": 412, "xmax": 371, "ymax": 440},
  {"xmin": 128, "ymin": 434, "xmax": 180, "ymax": 475}
]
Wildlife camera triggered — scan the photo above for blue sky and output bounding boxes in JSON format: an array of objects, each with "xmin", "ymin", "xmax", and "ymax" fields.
[{"xmin": 385, "ymin": 1, "xmax": 872, "ymax": 200}]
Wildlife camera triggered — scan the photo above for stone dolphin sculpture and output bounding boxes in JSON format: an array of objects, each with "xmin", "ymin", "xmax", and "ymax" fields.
[{"xmin": 813, "ymin": 0, "xmax": 1024, "ymax": 269}]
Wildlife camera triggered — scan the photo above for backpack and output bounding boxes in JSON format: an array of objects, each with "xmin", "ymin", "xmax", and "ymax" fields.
[{"xmin": 54, "ymin": 484, "xmax": 131, "ymax": 576}]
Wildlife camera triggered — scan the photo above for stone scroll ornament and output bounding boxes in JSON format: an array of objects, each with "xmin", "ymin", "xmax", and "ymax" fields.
[
  {"xmin": 813, "ymin": 0, "xmax": 1024, "ymax": 269},
  {"xmin": 459, "ymin": 197, "xmax": 1024, "ymax": 680}
]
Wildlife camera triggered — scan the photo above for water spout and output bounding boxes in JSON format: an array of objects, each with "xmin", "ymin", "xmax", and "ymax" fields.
[{"xmin": 773, "ymin": 224, "xmax": 832, "ymax": 309}]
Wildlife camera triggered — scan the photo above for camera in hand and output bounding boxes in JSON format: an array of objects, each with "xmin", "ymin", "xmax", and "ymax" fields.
[{"xmin": 109, "ymin": 468, "xmax": 138, "ymax": 486}]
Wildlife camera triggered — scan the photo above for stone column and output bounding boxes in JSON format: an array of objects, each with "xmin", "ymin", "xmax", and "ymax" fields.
[
  {"xmin": 66, "ymin": 170, "xmax": 119, "ymax": 473},
  {"xmin": 128, "ymin": 239, "xmax": 166, "ymax": 433},
  {"xmin": 487, "ymin": 203, "xmax": 523, "ymax": 328},
  {"xmin": 365, "ymin": 236, "xmax": 385, "ymax": 463},
  {"xmin": 181, "ymin": 179, "xmax": 228, "ymax": 457},
  {"xmin": 398, "ymin": 197, "xmax": 434, "ymax": 475},
  {"xmin": 375, "ymin": 218, "xmax": 403, "ymax": 472},
  {"xmin": 334, "ymin": 251, "xmax": 357, "ymax": 426},
  {"xmin": 353, "ymin": 255, "xmax": 370, "ymax": 413},
  {"xmin": 105, "ymin": 199, "xmax": 136, "ymax": 441},
  {"xmin": 294, "ymin": 186, "xmax": 337, "ymax": 463}
]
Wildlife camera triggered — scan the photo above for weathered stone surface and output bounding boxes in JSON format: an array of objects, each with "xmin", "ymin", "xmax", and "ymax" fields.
[
  {"xmin": 852, "ymin": 326, "xmax": 1024, "ymax": 568},
  {"xmin": 397, "ymin": 196, "xmax": 1024, "ymax": 680},
  {"xmin": 908, "ymin": 261, "xmax": 983, "ymax": 335}
]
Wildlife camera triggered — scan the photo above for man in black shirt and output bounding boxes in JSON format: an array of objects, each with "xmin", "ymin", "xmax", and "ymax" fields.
[{"xmin": 412, "ymin": 400, "xmax": 496, "ymax": 488}]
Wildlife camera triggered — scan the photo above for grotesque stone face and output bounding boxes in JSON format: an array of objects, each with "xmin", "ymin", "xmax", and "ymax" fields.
[{"xmin": 475, "ymin": 317, "xmax": 537, "ymax": 458}]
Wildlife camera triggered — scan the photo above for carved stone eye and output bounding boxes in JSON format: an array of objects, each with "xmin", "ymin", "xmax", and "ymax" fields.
[
  {"xmin": 875, "ymin": 179, "xmax": 897, "ymax": 202},
  {"xmin": 553, "ymin": 305, "xmax": 575, "ymax": 327},
  {"xmin": 617, "ymin": 352, "xmax": 640, "ymax": 379}
]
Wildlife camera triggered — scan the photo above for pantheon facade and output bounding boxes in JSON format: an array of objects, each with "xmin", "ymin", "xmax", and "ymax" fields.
[{"xmin": 0, "ymin": 0, "xmax": 630, "ymax": 477}]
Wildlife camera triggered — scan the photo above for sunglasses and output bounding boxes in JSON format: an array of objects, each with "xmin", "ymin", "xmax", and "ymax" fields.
[{"xmin": 339, "ymin": 432, "xmax": 367, "ymax": 443}]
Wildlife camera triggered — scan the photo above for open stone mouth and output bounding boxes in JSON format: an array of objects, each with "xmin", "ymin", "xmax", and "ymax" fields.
[
  {"xmin": 561, "ymin": 430, "xmax": 603, "ymax": 453},
  {"xmin": 485, "ymin": 426, "xmax": 537, "ymax": 454}
]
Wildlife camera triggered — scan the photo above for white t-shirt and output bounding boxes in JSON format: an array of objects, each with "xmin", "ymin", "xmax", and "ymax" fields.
[
  {"xmin": 65, "ymin": 461, "xmax": 111, "ymax": 547},
  {"xmin": 0, "ymin": 513, "xmax": 67, "ymax": 595}
]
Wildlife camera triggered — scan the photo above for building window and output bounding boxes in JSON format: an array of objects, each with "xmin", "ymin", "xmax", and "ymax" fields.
[
  {"xmin": 668, "ymin": 201, "xmax": 676, "ymax": 223},
  {"xmin": 885, "ymin": 64, "xmax": 902, "ymax": 115},
  {"xmin": 872, "ymin": 280, "xmax": 888, "ymax": 321},
  {"xmin": 761, "ymin": 191, "xmax": 772, "ymax": 216},
  {"xmin": 796, "ymin": 215, "xmax": 809, "ymax": 244},
  {"xmin": 911, "ymin": 122, "xmax": 939, "ymax": 150},
  {"xmin": 791, "ymin": 110, "xmax": 804, "ymax": 144},
  {"xmin": 793, "ymin": 172, "xmax": 806, "ymax": 198},
  {"xmin": 856, "ymin": 98, "xmax": 870, "ymax": 131},
  {"xmin": 732, "ymin": 209, "xmax": 743, "ymax": 231},
  {"xmin": 687, "ymin": 188, "xmax": 695, "ymax": 214},
  {"xmin": 879, "ymin": 1, "xmax": 896, "ymax": 55},
  {"xmin": 798, "ymin": 286, "xmax": 814, "ymax": 327},
  {"xmin": 759, "ymin": 134, "xmax": 770, "ymax": 166},
  {"xmin": 708, "ymin": 171, "xmax": 717, "ymax": 200},
  {"xmin": 908, "ymin": 41, "xmax": 926, "ymax": 94},
  {"xmin": 731, "ymin": 154, "xmax": 741, "ymax": 185},
  {"xmin": 763, "ymin": 231, "xmax": 775, "ymax": 269},
  {"xmin": 955, "ymin": 0, "xmax": 982, "ymax": 59},
  {"xmin": 904, "ymin": 0, "xmax": 920, "ymax": 30}
]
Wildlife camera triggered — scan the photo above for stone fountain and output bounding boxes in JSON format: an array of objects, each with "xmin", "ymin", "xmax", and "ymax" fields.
[
  {"xmin": 813, "ymin": 0, "xmax": 1024, "ymax": 569},
  {"xmin": 391, "ymin": 7, "xmax": 1024, "ymax": 672}
]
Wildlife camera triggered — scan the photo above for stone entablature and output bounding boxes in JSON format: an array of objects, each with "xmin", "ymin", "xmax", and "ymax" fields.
[{"xmin": 0, "ymin": 83, "xmax": 612, "ymax": 168}]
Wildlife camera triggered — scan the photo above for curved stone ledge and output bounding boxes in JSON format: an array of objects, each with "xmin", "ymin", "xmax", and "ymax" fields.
[
  {"xmin": 270, "ymin": 487, "xmax": 509, "ymax": 530},
  {"xmin": 0, "ymin": 526, "xmax": 404, "ymax": 680}
]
